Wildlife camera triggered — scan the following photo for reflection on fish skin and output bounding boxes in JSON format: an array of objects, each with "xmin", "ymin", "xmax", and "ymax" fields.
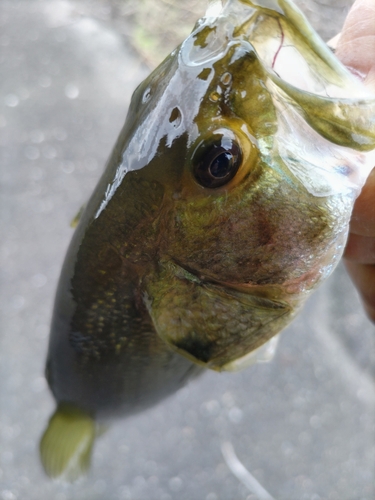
[{"xmin": 40, "ymin": 0, "xmax": 375, "ymax": 480}]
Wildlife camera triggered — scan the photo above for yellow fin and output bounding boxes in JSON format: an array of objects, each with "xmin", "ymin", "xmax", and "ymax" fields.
[
  {"xmin": 70, "ymin": 204, "xmax": 85, "ymax": 228},
  {"xmin": 40, "ymin": 403, "xmax": 96, "ymax": 481}
]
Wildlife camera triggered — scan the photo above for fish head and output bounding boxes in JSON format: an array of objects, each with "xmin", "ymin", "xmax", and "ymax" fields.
[
  {"xmin": 52, "ymin": 0, "xmax": 375, "ymax": 374},
  {"xmin": 132, "ymin": 0, "xmax": 375, "ymax": 371}
]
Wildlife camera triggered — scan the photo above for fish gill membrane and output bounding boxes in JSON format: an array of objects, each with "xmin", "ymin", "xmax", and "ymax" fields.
[{"xmin": 40, "ymin": 0, "xmax": 375, "ymax": 481}]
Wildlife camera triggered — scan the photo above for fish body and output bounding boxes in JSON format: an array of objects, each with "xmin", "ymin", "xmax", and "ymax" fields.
[{"xmin": 41, "ymin": 0, "xmax": 375, "ymax": 479}]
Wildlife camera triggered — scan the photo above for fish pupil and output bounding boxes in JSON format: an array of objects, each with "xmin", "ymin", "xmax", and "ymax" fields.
[{"xmin": 210, "ymin": 151, "xmax": 233, "ymax": 178}]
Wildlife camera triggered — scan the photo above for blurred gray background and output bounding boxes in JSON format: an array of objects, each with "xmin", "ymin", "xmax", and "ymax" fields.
[{"xmin": 1, "ymin": 1, "xmax": 374, "ymax": 499}]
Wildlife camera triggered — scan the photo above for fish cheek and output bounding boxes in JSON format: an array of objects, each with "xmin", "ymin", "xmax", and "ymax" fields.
[
  {"xmin": 62, "ymin": 173, "xmax": 167, "ymax": 360},
  {"xmin": 168, "ymin": 166, "xmax": 347, "ymax": 289}
]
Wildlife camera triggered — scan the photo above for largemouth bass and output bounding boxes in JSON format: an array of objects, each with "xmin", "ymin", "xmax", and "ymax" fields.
[{"xmin": 40, "ymin": 0, "xmax": 375, "ymax": 480}]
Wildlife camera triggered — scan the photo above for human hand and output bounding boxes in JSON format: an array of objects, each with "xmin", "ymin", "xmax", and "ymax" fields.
[{"xmin": 335, "ymin": 0, "xmax": 375, "ymax": 322}]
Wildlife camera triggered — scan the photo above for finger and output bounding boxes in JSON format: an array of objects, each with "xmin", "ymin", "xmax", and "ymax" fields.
[
  {"xmin": 335, "ymin": 0, "xmax": 375, "ymax": 91},
  {"xmin": 344, "ymin": 233, "xmax": 375, "ymax": 263},
  {"xmin": 344, "ymin": 260, "xmax": 375, "ymax": 322},
  {"xmin": 349, "ymin": 167, "xmax": 375, "ymax": 237},
  {"xmin": 327, "ymin": 32, "xmax": 341, "ymax": 50}
]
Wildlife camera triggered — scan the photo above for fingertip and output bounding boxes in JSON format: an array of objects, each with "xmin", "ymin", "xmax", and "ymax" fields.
[
  {"xmin": 349, "ymin": 168, "xmax": 375, "ymax": 237},
  {"xmin": 335, "ymin": 0, "xmax": 375, "ymax": 82},
  {"xmin": 345, "ymin": 260, "xmax": 375, "ymax": 323},
  {"xmin": 364, "ymin": 302, "xmax": 375, "ymax": 322},
  {"xmin": 344, "ymin": 233, "xmax": 375, "ymax": 263}
]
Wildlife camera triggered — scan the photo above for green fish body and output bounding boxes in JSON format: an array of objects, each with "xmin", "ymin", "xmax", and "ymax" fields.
[{"xmin": 41, "ymin": 0, "xmax": 375, "ymax": 479}]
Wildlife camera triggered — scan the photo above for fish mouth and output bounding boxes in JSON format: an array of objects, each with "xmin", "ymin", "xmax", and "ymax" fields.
[{"xmin": 170, "ymin": 258, "xmax": 290, "ymax": 312}]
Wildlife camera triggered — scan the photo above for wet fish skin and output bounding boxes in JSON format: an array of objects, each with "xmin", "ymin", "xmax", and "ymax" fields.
[{"xmin": 41, "ymin": 0, "xmax": 375, "ymax": 479}]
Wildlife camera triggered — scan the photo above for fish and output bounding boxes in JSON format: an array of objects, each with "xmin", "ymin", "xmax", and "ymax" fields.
[{"xmin": 40, "ymin": 0, "xmax": 375, "ymax": 480}]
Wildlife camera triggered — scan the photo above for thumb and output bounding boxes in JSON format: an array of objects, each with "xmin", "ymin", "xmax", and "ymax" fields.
[{"xmin": 335, "ymin": 0, "xmax": 375, "ymax": 92}]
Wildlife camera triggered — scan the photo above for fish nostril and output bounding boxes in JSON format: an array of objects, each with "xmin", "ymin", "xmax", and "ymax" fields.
[
  {"xmin": 142, "ymin": 87, "xmax": 152, "ymax": 104},
  {"xmin": 169, "ymin": 106, "xmax": 182, "ymax": 128}
]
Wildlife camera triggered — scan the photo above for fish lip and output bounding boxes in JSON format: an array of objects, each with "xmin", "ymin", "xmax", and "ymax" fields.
[{"xmin": 170, "ymin": 258, "xmax": 290, "ymax": 311}]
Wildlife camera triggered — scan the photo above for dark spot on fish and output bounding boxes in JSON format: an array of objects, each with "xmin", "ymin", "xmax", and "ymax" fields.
[
  {"xmin": 193, "ymin": 25, "xmax": 216, "ymax": 48},
  {"xmin": 197, "ymin": 68, "xmax": 212, "ymax": 81},
  {"xmin": 175, "ymin": 336, "xmax": 213, "ymax": 363},
  {"xmin": 69, "ymin": 330, "xmax": 94, "ymax": 354}
]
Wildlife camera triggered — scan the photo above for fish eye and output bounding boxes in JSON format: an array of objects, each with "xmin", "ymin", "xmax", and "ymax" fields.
[{"xmin": 193, "ymin": 133, "xmax": 242, "ymax": 189}]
